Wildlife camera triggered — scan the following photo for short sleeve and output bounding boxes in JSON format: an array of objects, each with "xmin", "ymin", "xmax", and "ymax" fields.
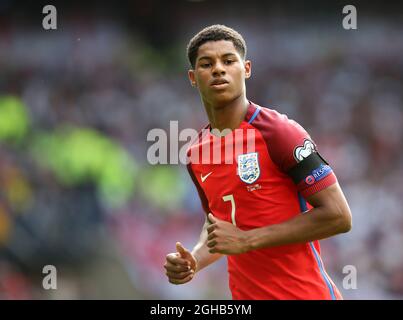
[{"xmin": 252, "ymin": 109, "xmax": 337, "ymax": 198}]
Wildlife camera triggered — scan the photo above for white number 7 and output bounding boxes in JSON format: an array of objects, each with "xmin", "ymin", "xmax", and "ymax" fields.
[{"xmin": 222, "ymin": 194, "xmax": 236, "ymax": 226}]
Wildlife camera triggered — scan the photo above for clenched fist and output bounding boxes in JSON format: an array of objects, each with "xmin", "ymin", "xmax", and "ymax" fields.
[{"xmin": 164, "ymin": 242, "xmax": 197, "ymax": 285}]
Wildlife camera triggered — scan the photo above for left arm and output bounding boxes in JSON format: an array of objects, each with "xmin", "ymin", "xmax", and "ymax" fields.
[{"xmin": 207, "ymin": 182, "xmax": 352, "ymax": 254}]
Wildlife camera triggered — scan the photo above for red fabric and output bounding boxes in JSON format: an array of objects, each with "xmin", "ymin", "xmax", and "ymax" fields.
[{"xmin": 187, "ymin": 101, "xmax": 341, "ymax": 300}]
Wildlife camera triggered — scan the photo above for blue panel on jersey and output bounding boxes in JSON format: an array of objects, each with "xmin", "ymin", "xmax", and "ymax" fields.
[{"xmin": 248, "ymin": 106, "xmax": 261, "ymax": 124}]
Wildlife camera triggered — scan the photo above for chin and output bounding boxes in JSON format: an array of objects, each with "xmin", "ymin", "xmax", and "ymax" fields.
[
  {"xmin": 211, "ymin": 98, "xmax": 232, "ymax": 109},
  {"xmin": 211, "ymin": 93, "xmax": 238, "ymax": 108}
]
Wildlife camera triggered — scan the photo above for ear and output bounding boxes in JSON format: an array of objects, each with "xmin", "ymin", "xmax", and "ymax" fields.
[
  {"xmin": 188, "ymin": 69, "xmax": 197, "ymax": 87},
  {"xmin": 244, "ymin": 60, "xmax": 252, "ymax": 79}
]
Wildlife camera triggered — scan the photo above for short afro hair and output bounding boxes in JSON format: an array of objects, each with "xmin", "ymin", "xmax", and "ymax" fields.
[{"xmin": 186, "ymin": 24, "xmax": 247, "ymax": 69}]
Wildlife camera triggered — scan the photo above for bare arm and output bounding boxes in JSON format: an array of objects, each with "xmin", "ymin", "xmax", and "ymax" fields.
[
  {"xmin": 206, "ymin": 182, "xmax": 352, "ymax": 254},
  {"xmin": 164, "ymin": 216, "xmax": 223, "ymax": 285},
  {"xmin": 192, "ymin": 216, "xmax": 223, "ymax": 272},
  {"xmin": 244, "ymin": 182, "xmax": 352, "ymax": 250}
]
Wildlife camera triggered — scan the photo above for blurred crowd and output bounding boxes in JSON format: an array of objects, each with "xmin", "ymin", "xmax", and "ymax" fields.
[{"xmin": 0, "ymin": 6, "xmax": 403, "ymax": 299}]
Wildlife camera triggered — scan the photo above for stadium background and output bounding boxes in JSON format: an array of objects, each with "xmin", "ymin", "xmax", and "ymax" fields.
[{"xmin": 0, "ymin": 0, "xmax": 402, "ymax": 299}]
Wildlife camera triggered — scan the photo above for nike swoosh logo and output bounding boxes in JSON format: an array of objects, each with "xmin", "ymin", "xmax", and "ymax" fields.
[{"xmin": 201, "ymin": 172, "xmax": 213, "ymax": 182}]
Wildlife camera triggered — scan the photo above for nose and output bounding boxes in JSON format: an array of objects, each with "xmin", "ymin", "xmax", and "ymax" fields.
[{"xmin": 212, "ymin": 61, "xmax": 226, "ymax": 77}]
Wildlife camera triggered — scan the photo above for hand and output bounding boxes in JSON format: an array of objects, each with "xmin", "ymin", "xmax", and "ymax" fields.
[
  {"xmin": 164, "ymin": 242, "xmax": 197, "ymax": 285},
  {"xmin": 207, "ymin": 213, "xmax": 250, "ymax": 255}
]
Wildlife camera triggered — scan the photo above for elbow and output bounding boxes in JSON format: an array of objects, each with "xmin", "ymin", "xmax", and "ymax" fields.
[
  {"xmin": 337, "ymin": 215, "xmax": 352, "ymax": 234},
  {"xmin": 309, "ymin": 184, "xmax": 353, "ymax": 235},
  {"xmin": 322, "ymin": 202, "xmax": 352, "ymax": 235},
  {"xmin": 333, "ymin": 208, "xmax": 352, "ymax": 234}
]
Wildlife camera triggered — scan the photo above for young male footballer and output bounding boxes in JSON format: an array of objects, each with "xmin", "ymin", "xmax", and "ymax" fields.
[{"xmin": 164, "ymin": 25, "xmax": 352, "ymax": 300}]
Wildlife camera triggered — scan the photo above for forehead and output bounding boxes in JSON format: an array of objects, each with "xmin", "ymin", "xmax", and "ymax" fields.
[{"xmin": 197, "ymin": 40, "xmax": 239, "ymax": 60}]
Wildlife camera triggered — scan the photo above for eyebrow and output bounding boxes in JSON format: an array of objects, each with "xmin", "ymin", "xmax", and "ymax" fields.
[{"xmin": 197, "ymin": 53, "xmax": 237, "ymax": 61}]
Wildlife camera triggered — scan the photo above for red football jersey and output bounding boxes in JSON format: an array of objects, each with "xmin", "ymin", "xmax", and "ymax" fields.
[{"xmin": 186, "ymin": 101, "xmax": 342, "ymax": 300}]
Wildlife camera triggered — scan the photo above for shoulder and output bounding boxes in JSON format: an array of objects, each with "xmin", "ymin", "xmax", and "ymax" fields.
[
  {"xmin": 187, "ymin": 123, "xmax": 209, "ymax": 149},
  {"xmin": 250, "ymin": 104, "xmax": 309, "ymax": 143},
  {"xmin": 248, "ymin": 102, "xmax": 315, "ymax": 172},
  {"xmin": 186, "ymin": 123, "xmax": 210, "ymax": 166},
  {"xmin": 248, "ymin": 102, "xmax": 337, "ymax": 198}
]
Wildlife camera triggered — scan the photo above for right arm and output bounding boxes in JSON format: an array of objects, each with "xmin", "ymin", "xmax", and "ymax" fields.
[
  {"xmin": 192, "ymin": 215, "xmax": 223, "ymax": 273},
  {"xmin": 164, "ymin": 216, "xmax": 223, "ymax": 285},
  {"xmin": 164, "ymin": 159, "xmax": 223, "ymax": 284}
]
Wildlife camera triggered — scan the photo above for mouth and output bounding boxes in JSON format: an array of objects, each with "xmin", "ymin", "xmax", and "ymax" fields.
[{"xmin": 210, "ymin": 79, "xmax": 229, "ymax": 88}]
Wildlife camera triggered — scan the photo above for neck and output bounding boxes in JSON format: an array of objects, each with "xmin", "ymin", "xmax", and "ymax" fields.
[{"xmin": 203, "ymin": 95, "xmax": 249, "ymax": 132}]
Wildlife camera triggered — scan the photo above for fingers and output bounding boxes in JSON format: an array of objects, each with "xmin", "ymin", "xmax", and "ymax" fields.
[
  {"xmin": 206, "ymin": 227, "xmax": 218, "ymax": 250},
  {"xmin": 164, "ymin": 252, "xmax": 195, "ymax": 285},
  {"xmin": 207, "ymin": 231, "xmax": 216, "ymax": 241},
  {"xmin": 176, "ymin": 242, "xmax": 188, "ymax": 257},
  {"xmin": 165, "ymin": 269, "xmax": 194, "ymax": 280},
  {"xmin": 207, "ymin": 237, "xmax": 222, "ymax": 254},
  {"xmin": 208, "ymin": 213, "xmax": 216, "ymax": 224},
  {"xmin": 207, "ymin": 242, "xmax": 222, "ymax": 254},
  {"xmin": 168, "ymin": 273, "xmax": 194, "ymax": 285},
  {"xmin": 164, "ymin": 261, "xmax": 191, "ymax": 273},
  {"xmin": 207, "ymin": 214, "xmax": 225, "ymax": 233},
  {"xmin": 206, "ymin": 223, "xmax": 216, "ymax": 234},
  {"xmin": 207, "ymin": 240, "xmax": 217, "ymax": 248},
  {"xmin": 209, "ymin": 247, "xmax": 220, "ymax": 254},
  {"xmin": 166, "ymin": 253, "xmax": 190, "ymax": 266}
]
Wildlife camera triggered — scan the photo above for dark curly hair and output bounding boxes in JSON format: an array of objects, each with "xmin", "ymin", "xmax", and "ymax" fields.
[{"xmin": 186, "ymin": 24, "xmax": 247, "ymax": 69}]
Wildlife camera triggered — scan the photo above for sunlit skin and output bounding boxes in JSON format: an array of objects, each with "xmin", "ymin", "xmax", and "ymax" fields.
[{"xmin": 188, "ymin": 40, "xmax": 251, "ymax": 132}]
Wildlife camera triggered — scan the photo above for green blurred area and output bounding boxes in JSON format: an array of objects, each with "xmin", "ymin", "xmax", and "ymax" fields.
[
  {"xmin": 0, "ymin": 96, "xmax": 30, "ymax": 144},
  {"xmin": 30, "ymin": 127, "xmax": 138, "ymax": 209},
  {"xmin": 138, "ymin": 165, "xmax": 186, "ymax": 212},
  {"xmin": 0, "ymin": 95, "xmax": 186, "ymax": 211}
]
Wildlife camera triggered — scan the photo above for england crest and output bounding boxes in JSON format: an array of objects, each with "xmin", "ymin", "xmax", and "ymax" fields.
[{"xmin": 237, "ymin": 152, "xmax": 260, "ymax": 184}]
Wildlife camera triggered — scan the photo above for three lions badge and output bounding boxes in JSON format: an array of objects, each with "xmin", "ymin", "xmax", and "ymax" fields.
[{"xmin": 237, "ymin": 152, "xmax": 260, "ymax": 184}]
